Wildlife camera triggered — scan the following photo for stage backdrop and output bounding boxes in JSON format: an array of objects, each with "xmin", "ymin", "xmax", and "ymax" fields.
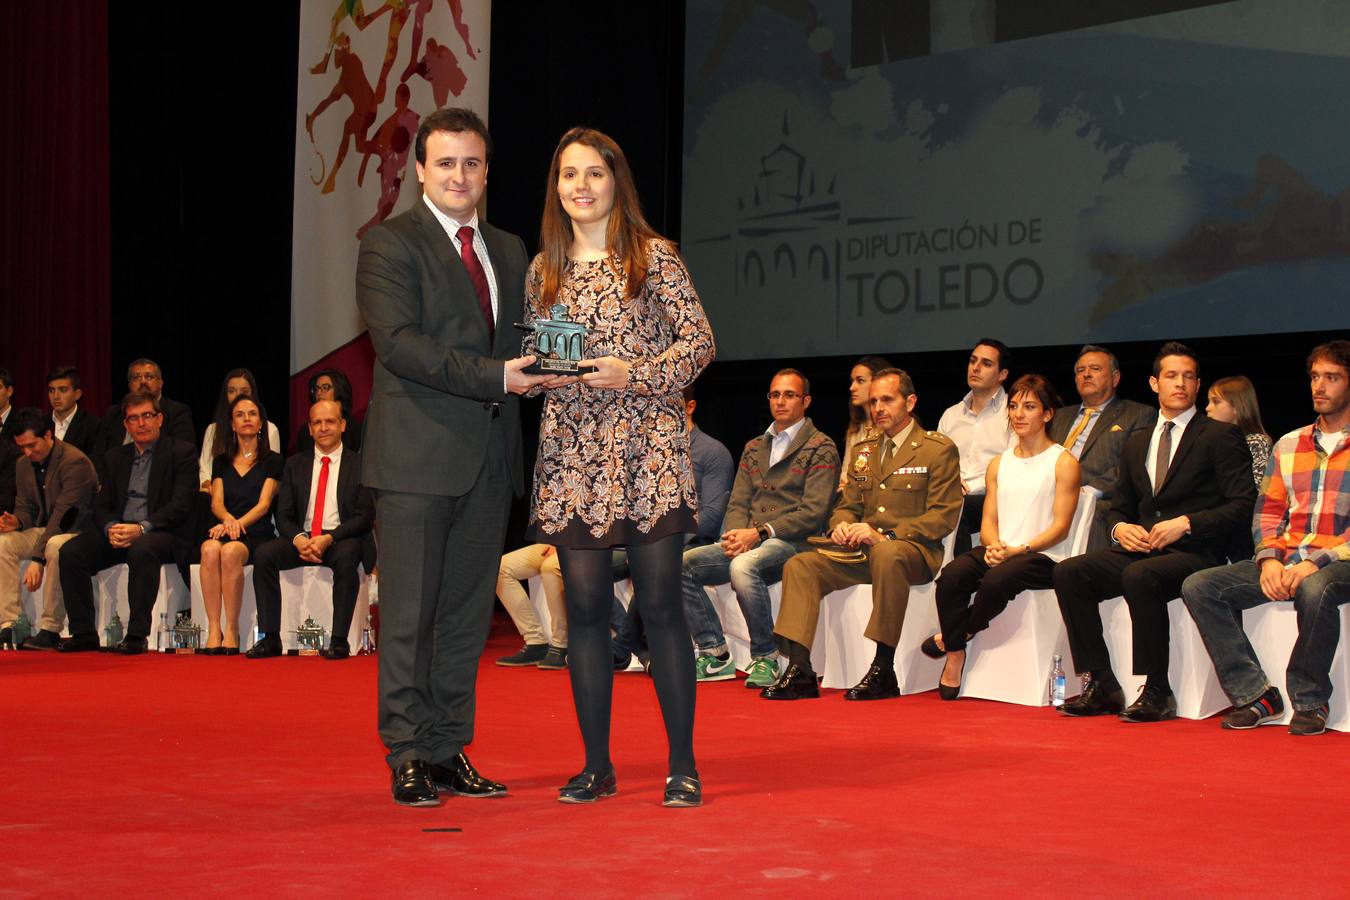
[
  {"xmin": 290, "ymin": 0, "xmax": 491, "ymax": 444},
  {"xmin": 682, "ymin": 0, "xmax": 1350, "ymax": 361}
]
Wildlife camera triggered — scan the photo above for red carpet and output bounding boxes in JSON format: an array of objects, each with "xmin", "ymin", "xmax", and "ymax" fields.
[{"xmin": 7, "ymin": 616, "xmax": 1350, "ymax": 898}]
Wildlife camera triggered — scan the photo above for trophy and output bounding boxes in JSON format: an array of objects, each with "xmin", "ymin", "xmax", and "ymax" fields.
[
  {"xmin": 172, "ymin": 613, "xmax": 202, "ymax": 654},
  {"xmin": 357, "ymin": 609, "xmax": 377, "ymax": 656},
  {"xmin": 103, "ymin": 611, "xmax": 125, "ymax": 649},
  {"xmin": 516, "ymin": 304, "xmax": 595, "ymax": 376},
  {"xmin": 293, "ymin": 617, "xmax": 326, "ymax": 656}
]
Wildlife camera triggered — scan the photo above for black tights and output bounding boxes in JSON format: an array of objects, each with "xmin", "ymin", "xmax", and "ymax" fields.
[{"xmin": 558, "ymin": 533, "xmax": 696, "ymax": 779}]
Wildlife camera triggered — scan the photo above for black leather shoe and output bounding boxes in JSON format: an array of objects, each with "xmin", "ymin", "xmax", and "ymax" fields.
[
  {"xmin": 246, "ymin": 635, "xmax": 283, "ymax": 659},
  {"xmin": 321, "ymin": 641, "xmax": 350, "ymax": 660},
  {"xmin": 558, "ymin": 768, "xmax": 617, "ymax": 804},
  {"xmin": 428, "ymin": 752, "xmax": 507, "ymax": 798},
  {"xmin": 920, "ymin": 635, "xmax": 945, "ymax": 659},
  {"xmin": 21, "ymin": 629, "xmax": 62, "ymax": 650},
  {"xmin": 1119, "ymin": 684, "xmax": 1178, "ymax": 723},
  {"xmin": 114, "ymin": 636, "xmax": 148, "ymax": 655},
  {"xmin": 845, "ymin": 663, "xmax": 900, "ymax": 700},
  {"xmin": 1059, "ymin": 678, "xmax": 1126, "ymax": 717},
  {"xmin": 391, "ymin": 760, "xmax": 441, "ymax": 807},
  {"xmin": 57, "ymin": 632, "xmax": 101, "ymax": 653},
  {"xmin": 759, "ymin": 663, "xmax": 820, "ymax": 700},
  {"xmin": 663, "ymin": 773, "xmax": 702, "ymax": 808}
]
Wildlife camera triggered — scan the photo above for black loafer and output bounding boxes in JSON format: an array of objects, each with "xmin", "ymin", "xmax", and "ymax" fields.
[
  {"xmin": 391, "ymin": 760, "xmax": 440, "ymax": 807},
  {"xmin": 920, "ymin": 635, "xmax": 945, "ymax": 659},
  {"xmin": 1119, "ymin": 684, "xmax": 1178, "ymax": 723},
  {"xmin": 245, "ymin": 635, "xmax": 283, "ymax": 659},
  {"xmin": 1059, "ymin": 678, "xmax": 1125, "ymax": 717},
  {"xmin": 844, "ymin": 663, "xmax": 900, "ymax": 701},
  {"xmin": 57, "ymin": 633, "xmax": 101, "ymax": 653},
  {"xmin": 558, "ymin": 769, "xmax": 617, "ymax": 804},
  {"xmin": 114, "ymin": 636, "xmax": 148, "ymax": 655},
  {"xmin": 428, "ymin": 752, "xmax": 507, "ymax": 798},
  {"xmin": 759, "ymin": 663, "xmax": 820, "ymax": 700},
  {"xmin": 663, "ymin": 773, "xmax": 702, "ymax": 808}
]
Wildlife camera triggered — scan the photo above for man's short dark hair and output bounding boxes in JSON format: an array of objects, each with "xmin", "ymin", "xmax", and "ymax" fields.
[
  {"xmin": 415, "ymin": 107, "xmax": 492, "ymax": 165},
  {"xmin": 0, "ymin": 367, "xmax": 12, "ymax": 390},
  {"xmin": 47, "ymin": 365, "xmax": 80, "ymax": 390},
  {"xmin": 10, "ymin": 407, "xmax": 51, "ymax": 440},
  {"xmin": 972, "ymin": 338, "xmax": 1010, "ymax": 372},
  {"xmin": 873, "ymin": 367, "xmax": 916, "ymax": 398},
  {"xmin": 1076, "ymin": 344, "xmax": 1119, "ymax": 375},
  {"xmin": 1307, "ymin": 340, "xmax": 1350, "ymax": 376},
  {"xmin": 771, "ymin": 368, "xmax": 810, "ymax": 397},
  {"xmin": 1152, "ymin": 341, "xmax": 1199, "ymax": 377},
  {"xmin": 121, "ymin": 392, "xmax": 162, "ymax": 416}
]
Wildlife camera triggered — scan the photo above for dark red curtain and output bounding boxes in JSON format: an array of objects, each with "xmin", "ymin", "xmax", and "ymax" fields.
[{"xmin": 0, "ymin": 2, "xmax": 112, "ymax": 414}]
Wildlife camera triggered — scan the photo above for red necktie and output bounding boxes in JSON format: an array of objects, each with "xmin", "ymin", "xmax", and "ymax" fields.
[
  {"xmin": 311, "ymin": 456, "xmax": 331, "ymax": 539},
  {"xmin": 456, "ymin": 225, "xmax": 494, "ymax": 341}
]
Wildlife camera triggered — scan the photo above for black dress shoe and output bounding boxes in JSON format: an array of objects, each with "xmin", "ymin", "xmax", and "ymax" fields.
[
  {"xmin": 57, "ymin": 633, "xmax": 101, "ymax": 653},
  {"xmin": 245, "ymin": 635, "xmax": 283, "ymax": 659},
  {"xmin": 428, "ymin": 752, "xmax": 507, "ymax": 798},
  {"xmin": 663, "ymin": 773, "xmax": 702, "ymax": 808},
  {"xmin": 392, "ymin": 760, "xmax": 441, "ymax": 807},
  {"xmin": 759, "ymin": 663, "xmax": 820, "ymax": 700},
  {"xmin": 844, "ymin": 663, "xmax": 900, "ymax": 700},
  {"xmin": 558, "ymin": 768, "xmax": 617, "ymax": 804},
  {"xmin": 1059, "ymin": 678, "xmax": 1125, "ymax": 717},
  {"xmin": 1119, "ymin": 684, "xmax": 1178, "ymax": 723},
  {"xmin": 321, "ymin": 641, "xmax": 350, "ymax": 660},
  {"xmin": 920, "ymin": 635, "xmax": 945, "ymax": 659},
  {"xmin": 21, "ymin": 629, "xmax": 62, "ymax": 650}
]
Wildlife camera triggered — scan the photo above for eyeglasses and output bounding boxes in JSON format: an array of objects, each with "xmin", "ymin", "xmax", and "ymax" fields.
[
  {"xmin": 123, "ymin": 412, "xmax": 161, "ymax": 424},
  {"xmin": 767, "ymin": 391, "xmax": 803, "ymax": 401}
]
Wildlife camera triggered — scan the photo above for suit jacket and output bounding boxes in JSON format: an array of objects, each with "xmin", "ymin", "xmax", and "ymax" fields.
[
  {"xmin": 832, "ymin": 426, "xmax": 963, "ymax": 577},
  {"xmin": 275, "ymin": 449, "xmax": 376, "ymax": 570},
  {"xmin": 98, "ymin": 395, "xmax": 197, "ymax": 461},
  {"xmin": 95, "ymin": 436, "xmax": 198, "ymax": 540},
  {"xmin": 725, "ymin": 417, "xmax": 839, "ymax": 551},
  {"xmin": 1106, "ymin": 413, "xmax": 1257, "ymax": 562},
  {"xmin": 14, "ymin": 440, "xmax": 98, "ymax": 559},
  {"xmin": 55, "ymin": 408, "xmax": 106, "ymax": 482},
  {"xmin": 1050, "ymin": 397, "xmax": 1156, "ymax": 550},
  {"xmin": 356, "ymin": 201, "xmax": 527, "ymax": 497}
]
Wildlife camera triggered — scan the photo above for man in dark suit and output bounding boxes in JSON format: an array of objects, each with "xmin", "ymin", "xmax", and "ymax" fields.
[
  {"xmin": 46, "ymin": 365, "xmax": 105, "ymax": 481},
  {"xmin": 356, "ymin": 107, "xmax": 549, "ymax": 807},
  {"xmin": 96, "ymin": 358, "xmax": 196, "ymax": 459},
  {"xmin": 247, "ymin": 399, "xmax": 374, "ymax": 661},
  {"xmin": 1048, "ymin": 345, "xmax": 1156, "ymax": 550},
  {"xmin": 58, "ymin": 394, "xmax": 197, "ymax": 653},
  {"xmin": 1054, "ymin": 341, "xmax": 1256, "ymax": 722}
]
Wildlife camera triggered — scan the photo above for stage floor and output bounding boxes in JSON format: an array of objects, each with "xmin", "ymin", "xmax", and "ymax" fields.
[{"xmin": 7, "ymin": 617, "xmax": 1350, "ymax": 897}]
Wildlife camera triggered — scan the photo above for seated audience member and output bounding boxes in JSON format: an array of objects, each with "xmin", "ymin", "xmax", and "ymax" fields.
[
  {"xmin": 764, "ymin": 368, "xmax": 962, "ymax": 701},
  {"xmin": 839, "ymin": 356, "xmax": 891, "ymax": 492},
  {"xmin": 98, "ymin": 358, "xmax": 196, "ymax": 459},
  {"xmin": 1183, "ymin": 341, "xmax": 1350, "ymax": 735},
  {"xmin": 198, "ymin": 368, "xmax": 283, "ymax": 490},
  {"xmin": 0, "ymin": 409, "xmax": 97, "ymax": 649},
  {"xmin": 1054, "ymin": 342, "xmax": 1256, "ymax": 722},
  {"xmin": 1049, "ymin": 345, "xmax": 1155, "ymax": 550},
  {"xmin": 293, "ymin": 369, "xmax": 362, "ymax": 454},
  {"xmin": 1205, "ymin": 375, "xmax": 1272, "ymax": 486},
  {"xmin": 494, "ymin": 543, "xmax": 568, "ymax": 669},
  {"xmin": 0, "ymin": 368, "xmax": 15, "ymax": 436},
  {"xmin": 926, "ymin": 375, "xmax": 1080, "ymax": 698},
  {"xmin": 249, "ymin": 399, "xmax": 373, "ymax": 660},
  {"xmin": 682, "ymin": 369, "xmax": 839, "ymax": 687},
  {"xmin": 199, "ymin": 395, "xmax": 282, "ymax": 653},
  {"xmin": 47, "ymin": 366, "xmax": 105, "ymax": 477},
  {"xmin": 938, "ymin": 338, "xmax": 1013, "ymax": 555},
  {"xmin": 59, "ymin": 394, "xmax": 197, "ymax": 653}
]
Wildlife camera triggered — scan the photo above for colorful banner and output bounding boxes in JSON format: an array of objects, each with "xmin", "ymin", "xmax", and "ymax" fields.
[{"xmin": 291, "ymin": 0, "xmax": 491, "ymax": 441}]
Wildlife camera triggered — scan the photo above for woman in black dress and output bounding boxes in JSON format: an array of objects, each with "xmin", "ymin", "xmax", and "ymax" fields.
[{"xmin": 200, "ymin": 395, "xmax": 282, "ymax": 653}]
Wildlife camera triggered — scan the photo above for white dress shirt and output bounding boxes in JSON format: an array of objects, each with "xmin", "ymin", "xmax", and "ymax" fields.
[
  {"xmin": 1144, "ymin": 405, "xmax": 1197, "ymax": 489},
  {"xmin": 937, "ymin": 387, "xmax": 1012, "ymax": 495},
  {"xmin": 53, "ymin": 404, "xmax": 78, "ymax": 441},
  {"xmin": 305, "ymin": 443, "xmax": 344, "ymax": 534}
]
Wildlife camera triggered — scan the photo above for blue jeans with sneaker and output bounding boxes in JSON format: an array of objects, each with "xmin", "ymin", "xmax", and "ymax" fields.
[
  {"xmin": 1183, "ymin": 559, "xmax": 1350, "ymax": 711},
  {"xmin": 681, "ymin": 538, "xmax": 797, "ymax": 660}
]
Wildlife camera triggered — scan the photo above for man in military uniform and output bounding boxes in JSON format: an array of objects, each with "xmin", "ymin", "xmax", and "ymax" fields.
[{"xmin": 764, "ymin": 368, "xmax": 962, "ymax": 700}]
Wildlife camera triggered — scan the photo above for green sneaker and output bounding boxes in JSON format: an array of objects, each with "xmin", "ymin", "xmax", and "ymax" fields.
[
  {"xmin": 694, "ymin": 653, "xmax": 735, "ymax": 682},
  {"xmin": 743, "ymin": 656, "xmax": 780, "ymax": 689}
]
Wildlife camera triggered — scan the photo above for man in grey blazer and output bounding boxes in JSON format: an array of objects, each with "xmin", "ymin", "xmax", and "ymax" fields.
[
  {"xmin": 1048, "ymin": 344, "xmax": 1156, "ymax": 550},
  {"xmin": 356, "ymin": 107, "xmax": 548, "ymax": 807}
]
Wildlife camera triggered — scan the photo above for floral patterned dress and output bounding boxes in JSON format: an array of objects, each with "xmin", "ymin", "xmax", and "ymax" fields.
[{"xmin": 524, "ymin": 239, "xmax": 715, "ymax": 548}]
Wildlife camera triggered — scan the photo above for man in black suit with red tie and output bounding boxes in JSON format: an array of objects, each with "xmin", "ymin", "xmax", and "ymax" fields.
[
  {"xmin": 247, "ymin": 400, "xmax": 374, "ymax": 661},
  {"xmin": 1053, "ymin": 341, "xmax": 1256, "ymax": 722}
]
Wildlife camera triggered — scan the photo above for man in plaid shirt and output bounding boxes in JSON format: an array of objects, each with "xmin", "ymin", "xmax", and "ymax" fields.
[{"xmin": 1183, "ymin": 340, "xmax": 1350, "ymax": 735}]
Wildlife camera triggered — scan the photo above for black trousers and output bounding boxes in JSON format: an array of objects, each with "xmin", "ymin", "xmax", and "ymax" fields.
[
  {"xmin": 935, "ymin": 547, "xmax": 1056, "ymax": 651},
  {"xmin": 1052, "ymin": 545, "xmax": 1221, "ymax": 677},
  {"xmin": 952, "ymin": 493, "xmax": 985, "ymax": 556},
  {"xmin": 251, "ymin": 535, "xmax": 364, "ymax": 643},
  {"xmin": 59, "ymin": 529, "xmax": 181, "ymax": 638}
]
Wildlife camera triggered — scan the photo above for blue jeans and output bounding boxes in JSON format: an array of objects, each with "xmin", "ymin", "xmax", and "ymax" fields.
[
  {"xmin": 1183, "ymin": 559, "xmax": 1350, "ymax": 711},
  {"xmin": 680, "ymin": 538, "xmax": 797, "ymax": 659}
]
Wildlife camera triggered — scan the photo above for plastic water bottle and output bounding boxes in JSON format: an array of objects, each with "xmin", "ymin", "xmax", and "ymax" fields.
[{"xmin": 1049, "ymin": 654, "xmax": 1066, "ymax": 707}]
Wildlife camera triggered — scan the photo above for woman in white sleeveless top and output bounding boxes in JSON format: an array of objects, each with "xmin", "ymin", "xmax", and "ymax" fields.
[{"xmin": 923, "ymin": 374, "xmax": 1081, "ymax": 699}]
